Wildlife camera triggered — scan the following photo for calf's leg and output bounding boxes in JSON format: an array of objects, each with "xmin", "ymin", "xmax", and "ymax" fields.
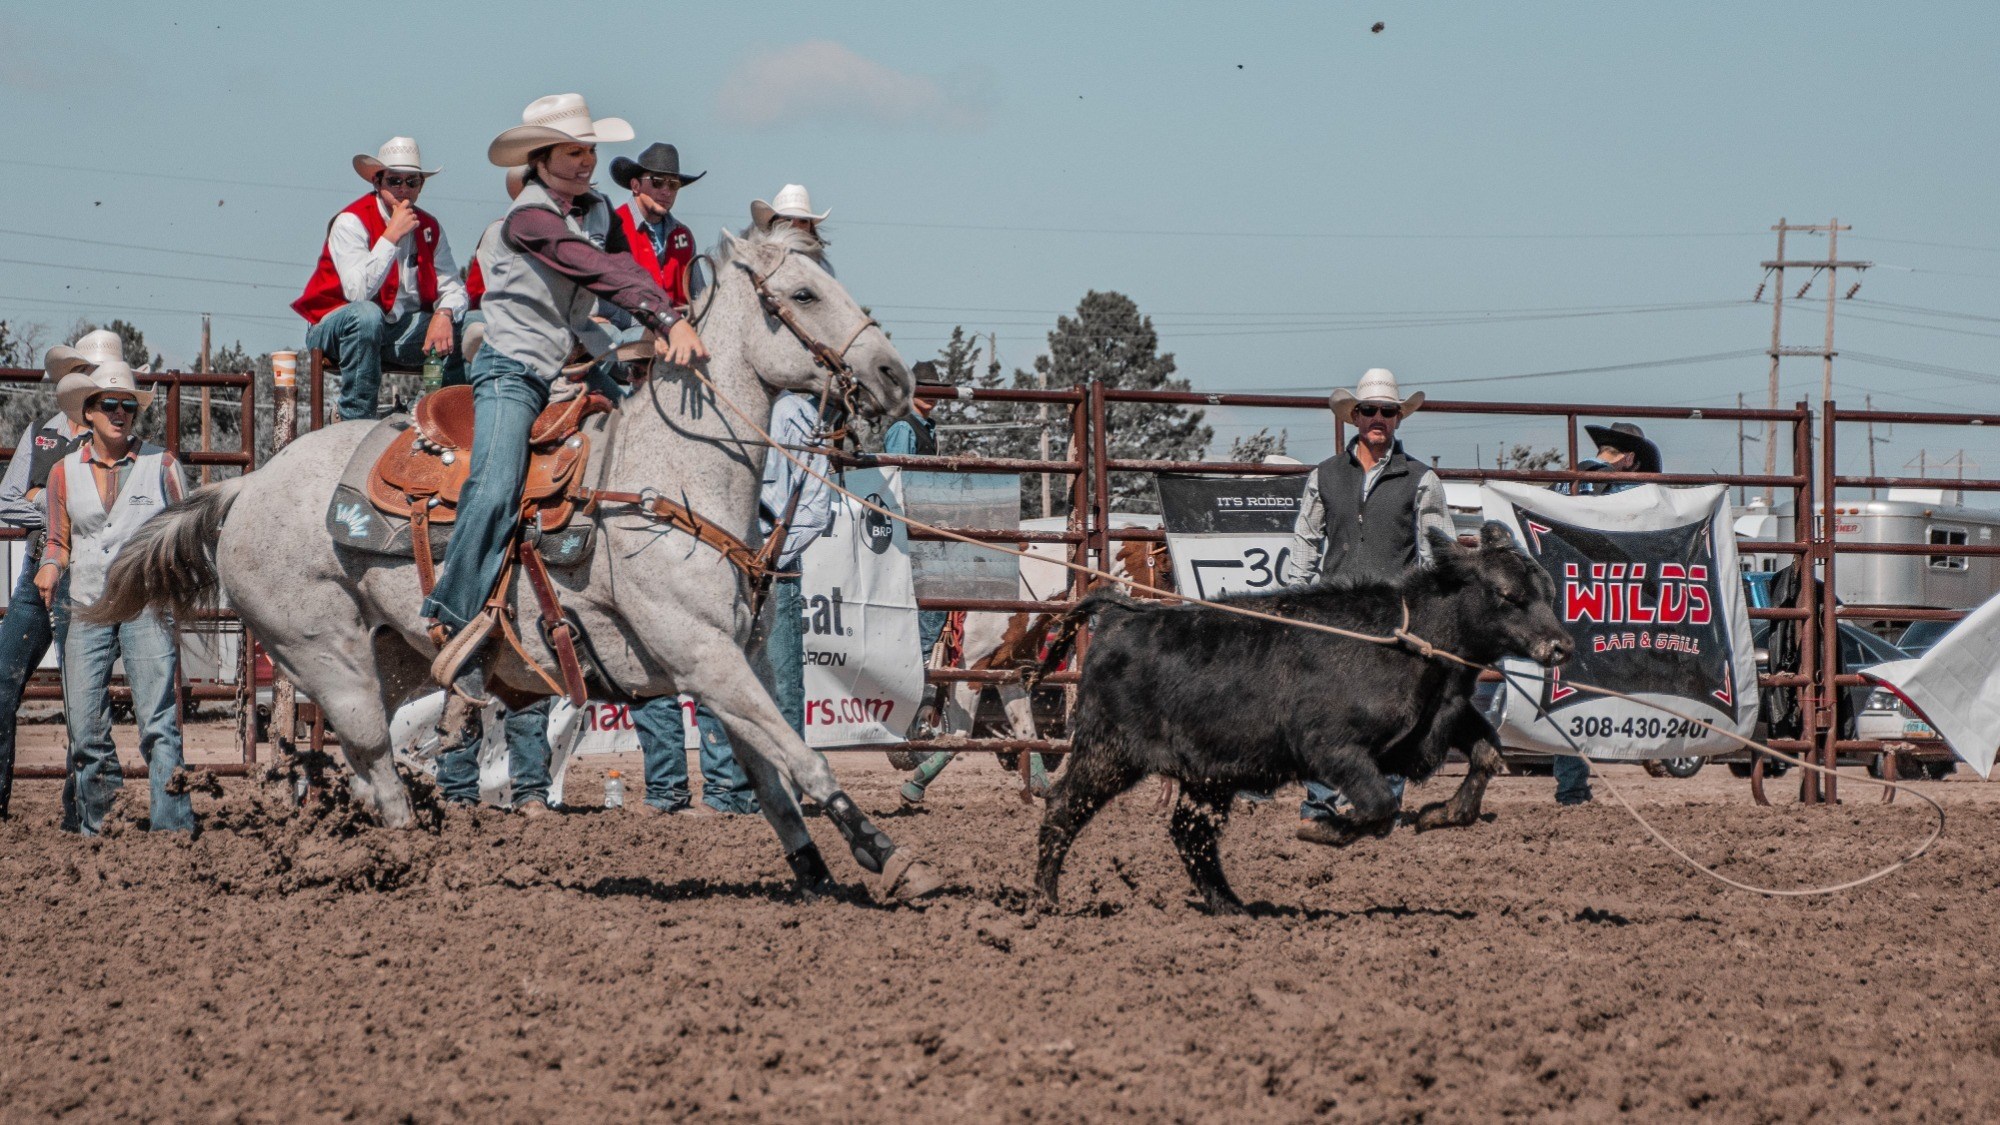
[
  {"xmin": 1034, "ymin": 739, "xmax": 1144, "ymax": 906},
  {"xmin": 1413, "ymin": 709, "xmax": 1504, "ymax": 832},
  {"xmin": 1168, "ymin": 782, "xmax": 1244, "ymax": 915},
  {"xmin": 1297, "ymin": 746, "xmax": 1401, "ymax": 848}
]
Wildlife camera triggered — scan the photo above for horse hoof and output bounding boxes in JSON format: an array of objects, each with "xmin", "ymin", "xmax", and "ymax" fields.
[{"xmin": 869, "ymin": 849, "xmax": 946, "ymax": 904}]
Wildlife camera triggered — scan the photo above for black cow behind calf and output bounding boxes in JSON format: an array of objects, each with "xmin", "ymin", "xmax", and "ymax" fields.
[{"xmin": 1034, "ymin": 522, "xmax": 1572, "ymax": 914}]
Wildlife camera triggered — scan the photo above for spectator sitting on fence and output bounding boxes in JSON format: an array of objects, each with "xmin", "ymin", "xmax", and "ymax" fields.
[
  {"xmin": 292, "ymin": 136, "xmax": 468, "ymax": 420},
  {"xmin": 631, "ymin": 696, "xmax": 759, "ymax": 818},
  {"xmin": 612, "ymin": 143, "xmax": 704, "ymax": 312},
  {"xmin": 0, "ymin": 336, "xmax": 112, "ymax": 818},
  {"xmin": 37, "ymin": 362, "xmax": 191, "ymax": 835},
  {"xmin": 1570, "ymin": 421, "xmax": 1663, "ymax": 496}
]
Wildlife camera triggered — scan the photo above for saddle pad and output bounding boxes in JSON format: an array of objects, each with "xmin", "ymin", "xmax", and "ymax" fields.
[{"xmin": 326, "ymin": 416, "xmax": 597, "ymax": 569}]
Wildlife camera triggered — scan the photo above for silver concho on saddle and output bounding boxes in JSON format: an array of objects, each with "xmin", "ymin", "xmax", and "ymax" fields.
[{"xmin": 325, "ymin": 384, "xmax": 612, "ymax": 570}]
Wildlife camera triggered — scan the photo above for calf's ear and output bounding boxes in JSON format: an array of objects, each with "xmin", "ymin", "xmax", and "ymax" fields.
[{"xmin": 1478, "ymin": 521, "xmax": 1519, "ymax": 552}]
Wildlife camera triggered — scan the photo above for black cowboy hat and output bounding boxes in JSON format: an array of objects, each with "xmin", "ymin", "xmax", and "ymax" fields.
[
  {"xmin": 1584, "ymin": 421, "xmax": 1663, "ymax": 474},
  {"xmin": 609, "ymin": 143, "xmax": 705, "ymax": 189}
]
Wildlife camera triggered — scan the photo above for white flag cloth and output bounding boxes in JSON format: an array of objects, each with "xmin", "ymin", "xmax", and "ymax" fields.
[{"xmin": 1863, "ymin": 592, "xmax": 2000, "ymax": 779}]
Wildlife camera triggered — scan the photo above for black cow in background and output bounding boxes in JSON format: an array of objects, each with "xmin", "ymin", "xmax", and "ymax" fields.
[{"xmin": 1034, "ymin": 523, "xmax": 1572, "ymax": 914}]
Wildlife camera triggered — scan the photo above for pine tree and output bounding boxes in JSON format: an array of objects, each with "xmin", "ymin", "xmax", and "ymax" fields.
[{"xmin": 1229, "ymin": 427, "xmax": 1289, "ymax": 464}]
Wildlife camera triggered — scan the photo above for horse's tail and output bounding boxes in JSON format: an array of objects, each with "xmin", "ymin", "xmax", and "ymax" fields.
[
  {"xmin": 1024, "ymin": 585, "xmax": 1148, "ymax": 689},
  {"xmin": 82, "ymin": 476, "xmax": 246, "ymax": 626}
]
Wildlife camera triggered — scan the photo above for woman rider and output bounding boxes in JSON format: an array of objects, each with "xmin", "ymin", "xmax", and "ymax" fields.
[{"xmin": 426, "ymin": 93, "xmax": 706, "ymax": 704}]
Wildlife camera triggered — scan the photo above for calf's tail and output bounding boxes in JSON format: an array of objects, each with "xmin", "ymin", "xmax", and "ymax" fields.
[
  {"xmin": 1024, "ymin": 585, "xmax": 1148, "ymax": 689},
  {"xmin": 81, "ymin": 476, "xmax": 246, "ymax": 626}
]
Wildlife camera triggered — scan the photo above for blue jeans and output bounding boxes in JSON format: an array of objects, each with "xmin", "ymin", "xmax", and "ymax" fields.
[
  {"xmin": 762, "ymin": 575, "xmax": 807, "ymax": 736},
  {"xmin": 634, "ymin": 697, "xmax": 759, "ymax": 813},
  {"xmin": 422, "ymin": 348, "xmax": 549, "ymax": 632},
  {"xmin": 60, "ymin": 610, "xmax": 189, "ymax": 834},
  {"xmin": 0, "ymin": 563, "xmax": 66, "ymax": 816},
  {"xmin": 436, "ymin": 699, "xmax": 554, "ymax": 806},
  {"xmin": 917, "ymin": 609, "xmax": 948, "ymax": 662},
  {"xmin": 1301, "ymin": 776, "xmax": 1406, "ymax": 822},
  {"xmin": 306, "ymin": 300, "xmax": 464, "ymax": 421},
  {"xmin": 1554, "ymin": 754, "xmax": 1593, "ymax": 805}
]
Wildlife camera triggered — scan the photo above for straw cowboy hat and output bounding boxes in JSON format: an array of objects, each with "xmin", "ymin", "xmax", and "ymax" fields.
[
  {"xmin": 488, "ymin": 93, "xmax": 634, "ymax": 168},
  {"xmin": 42, "ymin": 328, "xmax": 125, "ymax": 381},
  {"xmin": 353, "ymin": 136, "xmax": 441, "ymax": 183},
  {"xmin": 610, "ymin": 143, "xmax": 705, "ymax": 189},
  {"xmin": 751, "ymin": 184, "xmax": 829, "ymax": 229},
  {"xmin": 1585, "ymin": 421, "xmax": 1663, "ymax": 474},
  {"xmin": 57, "ymin": 360, "xmax": 153, "ymax": 423},
  {"xmin": 1329, "ymin": 368, "xmax": 1424, "ymax": 423}
]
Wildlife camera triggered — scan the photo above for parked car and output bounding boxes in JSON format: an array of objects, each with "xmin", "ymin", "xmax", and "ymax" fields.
[{"xmin": 1895, "ymin": 619, "xmax": 1955, "ymax": 658}]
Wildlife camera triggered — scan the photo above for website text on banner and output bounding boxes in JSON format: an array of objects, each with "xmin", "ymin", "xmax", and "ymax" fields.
[
  {"xmin": 1481, "ymin": 482, "xmax": 1760, "ymax": 761},
  {"xmin": 1155, "ymin": 474, "xmax": 1303, "ymax": 599},
  {"xmin": 800, "ymin": 466, "xmax": 923, "ymax": 748}
]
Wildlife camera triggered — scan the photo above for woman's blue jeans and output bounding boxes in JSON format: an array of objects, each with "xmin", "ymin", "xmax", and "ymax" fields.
[
  {"xmin": 60, "ymin": 609, "xmax": 190, "ymax": 834},
  {"xmin": 421, "ymin": 349, "xmax": 549, "ymax": 633}
]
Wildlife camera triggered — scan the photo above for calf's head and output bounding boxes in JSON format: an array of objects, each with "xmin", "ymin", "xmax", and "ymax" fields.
[{"xmin": 1428, "ymin": 522, "xmax": 1573, "ymax": 667}]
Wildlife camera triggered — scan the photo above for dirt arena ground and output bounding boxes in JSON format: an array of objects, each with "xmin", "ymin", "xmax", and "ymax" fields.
[{"xmin": 1, "ymin": 732, "xmax": 1995, "ymax": 1122}]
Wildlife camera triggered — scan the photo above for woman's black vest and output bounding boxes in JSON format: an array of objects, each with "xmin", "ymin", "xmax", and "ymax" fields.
[{"xmin": 1313, "ymin": 441, "xmax": 1424, "ymax": 583}]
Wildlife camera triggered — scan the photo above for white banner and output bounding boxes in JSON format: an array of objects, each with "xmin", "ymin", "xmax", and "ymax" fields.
[
  {"xmin": 1155, "ymin": 474, "xmax": 1305, "ymax": 598},
  {"xmin": 800, "ymin": 466, "xmax": 924, "ymax": 747},
  {"xmin": 1483, "ymin": 482, "xmax": 1759, "ymax": 761}
]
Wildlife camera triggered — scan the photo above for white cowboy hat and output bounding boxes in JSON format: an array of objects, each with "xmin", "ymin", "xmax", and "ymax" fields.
[
  {"xmin": 1329, "ymin": 367, "xmax": 1424, "ymax": 423},
  {"xmin": 751, "ymin": 184, "xmax": 829, "ymax": 229},
  {"xmin": 353, "ymin": 136, "xmax": 441, "ymax": 183},
  {"xmin": 42, "ymin": 328, "xmax": 125, "ymax": 381},
  {"xmin": 488, "ymin": 93, "xmax": 634, "ymax": 168},
  {"xmin": 57, "ymin": 360, "xmax": 153, "ymax": 424}
]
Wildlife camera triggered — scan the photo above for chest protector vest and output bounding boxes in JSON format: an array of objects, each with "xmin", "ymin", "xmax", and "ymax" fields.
[
  {"xmin": 615, "ymin": 203, "xmax": 695, "ymax": 308},
  {"xmin": 292, "ymin": 194, "xmax": 443, "ymax": 325}
]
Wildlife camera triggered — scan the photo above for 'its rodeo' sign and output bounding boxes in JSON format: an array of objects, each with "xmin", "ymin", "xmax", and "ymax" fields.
[{"xmin": 1482, "ymin": 482, "xmax": 1758, "ymax": 761}]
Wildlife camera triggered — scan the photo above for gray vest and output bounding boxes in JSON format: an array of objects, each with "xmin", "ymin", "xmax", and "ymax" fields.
[
  {"xmin": 477, "ymin": 182, "xmax": 615, "ymax": 380},
  {"xmin": 1313, "ymin": 441, "xmax": 1424, "ymax": 583},
  {"xmin": 63, "ymin": 443, "xmax": 171, "ymax": 609}
]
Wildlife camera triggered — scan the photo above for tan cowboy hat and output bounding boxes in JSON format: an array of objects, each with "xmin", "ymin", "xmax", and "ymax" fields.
[
  {"xmin": 1329, "ymin": 367, "xmax": 1424, "ymax": 423},
  {"xmin": 57, "ymin": 360, "xmax": 153, "ymax": 423},
  {"xmin": 488, "ymin": 93, "xmax": 634, "ymax": 168},
  {"xmin": 353, "ymin": 136, "xmax": 441, "ymax": 183},
  {"xmin": 751, "ymin": 184, "xmax": 829, "ymax": 229},
  {"xmin": 42, "ymin": 328, "xmax": 125, "ymax": 381}
]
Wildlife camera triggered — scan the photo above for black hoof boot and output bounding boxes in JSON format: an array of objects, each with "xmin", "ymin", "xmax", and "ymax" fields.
[
  {"xmin": 823, "ymin": 791, "xmax": 894, "ymax": 874},
  {"xmin": 785, "ymin": 842, "xmax": 835, "ymax": 893}
]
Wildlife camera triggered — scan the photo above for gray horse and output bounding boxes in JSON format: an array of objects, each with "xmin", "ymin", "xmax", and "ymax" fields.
[{"xmin": 90, "ymin": 222, "xmax": 943, "ymax": 902}]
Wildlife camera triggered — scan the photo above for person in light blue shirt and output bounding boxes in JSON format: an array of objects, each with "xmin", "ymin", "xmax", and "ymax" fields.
[{"xmin": 759, "ymin": 391, "xmax": 833, "ymax": 735}]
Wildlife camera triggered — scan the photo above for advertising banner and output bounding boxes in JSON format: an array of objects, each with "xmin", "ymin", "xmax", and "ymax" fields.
[
  {"xmin": 799, "ymin": 467, "xmax": 924, "ymax": 747},
  {"xmin": 1482, "ymin": 482, "xmax": 1759, "ymax": 760},
  {"xmin": 1155, "ymin": 473, "xmax": 1306, "ymax": 598}
]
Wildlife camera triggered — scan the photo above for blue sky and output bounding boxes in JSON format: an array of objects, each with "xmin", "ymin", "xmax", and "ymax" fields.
[{"xmin": 3, "ymin": 0, "xmax": 1998, "ymax": 478}]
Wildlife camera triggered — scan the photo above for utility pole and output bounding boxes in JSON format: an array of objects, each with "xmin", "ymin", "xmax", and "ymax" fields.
[
  {"xmin": 199, "ymin": 313, "xmax": 213, "ymax": 485},
  {"xmin": 1864, "ymin": 393, "xmax": 1891, "ymax": 499},
  {"xmin": 1736, "ymin": 392, "xmax": 1760, "ymax": 507},
  {"xmin": 1758, "ymin": 218, "xmax": 1870, "ymax": 501}
]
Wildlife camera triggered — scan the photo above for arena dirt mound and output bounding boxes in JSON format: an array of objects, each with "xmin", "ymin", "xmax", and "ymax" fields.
[{"xmin": 184, "ymin": 761, "xmax": 457, "ymax": 896}]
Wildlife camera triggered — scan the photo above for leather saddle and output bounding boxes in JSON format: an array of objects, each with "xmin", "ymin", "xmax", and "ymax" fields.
[{"xmin": 366, "ymin": 384, "xmax": 612, "ymax": 534}]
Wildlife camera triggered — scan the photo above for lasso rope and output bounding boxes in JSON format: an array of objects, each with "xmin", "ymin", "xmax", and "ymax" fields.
[{"xmin": 664, "ymin": 365, "xmax": 1943, "ymax": 897}]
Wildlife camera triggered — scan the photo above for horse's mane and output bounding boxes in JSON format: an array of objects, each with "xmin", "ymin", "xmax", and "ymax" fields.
[{"xmin": 715, "ymin": 222, "xmax": 832, "ymax": 271}]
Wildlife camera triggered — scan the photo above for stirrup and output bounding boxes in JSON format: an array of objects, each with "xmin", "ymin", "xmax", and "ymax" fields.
[{"xmin": 431, "ymin": 610, "xmax": 498, "ymax": 706}]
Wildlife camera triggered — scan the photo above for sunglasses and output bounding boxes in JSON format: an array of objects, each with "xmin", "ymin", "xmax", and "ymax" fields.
[
  {"xmin": 640, "ymin": 174, "xmax": 680, "ymax": 190},
  {"xmin": 1353, "ymin": 403, "xmax": 1400, "ymax": 419},
  {"xmin": 380, "ymin": 174, "xmax": 425, "ymax": 189},
  {"xmin": 92, "ymin": 398, "xmax": 139, "ymax": 415}
]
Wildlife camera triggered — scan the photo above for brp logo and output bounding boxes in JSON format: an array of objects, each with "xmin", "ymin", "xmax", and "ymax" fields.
[{"xmin": 861, "ymin": 495, "xmax": 895, "ymax": 555}]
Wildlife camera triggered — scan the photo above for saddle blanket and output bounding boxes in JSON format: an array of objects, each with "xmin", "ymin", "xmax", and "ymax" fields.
[{"xmin": 325, "ymin": 415, "xmax": 597, "ymax": 569}]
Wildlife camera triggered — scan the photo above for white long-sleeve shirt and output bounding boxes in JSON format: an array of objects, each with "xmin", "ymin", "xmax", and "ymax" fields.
[
  {"xmin": 759, "ymin": 392, "xmax": 833, "ymax": 571},
  {"xmin": 326, "ymin": 199, "xmax": 467, "ymax": 321}
]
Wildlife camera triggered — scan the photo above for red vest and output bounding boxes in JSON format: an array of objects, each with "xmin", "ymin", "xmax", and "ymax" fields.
[
  {"xmin": 615, "ymin": 203, "xmax": 694, "ymax": 309},
  {"xmin": 292, "ymin": 194, "xmax": 443, "ymax": 324},
  {"xmin": 465, "ymin": 259, "xmax": 486, "ymax": 311}
]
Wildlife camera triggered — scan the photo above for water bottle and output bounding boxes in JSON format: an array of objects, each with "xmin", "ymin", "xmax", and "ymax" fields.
[
  {"xmin": 604, "ymin": 769, "xmax": 625, "ymax": 809},
  {"xmin": 421, "ymin": 349, "xmax": 444, "ymax": 395}
]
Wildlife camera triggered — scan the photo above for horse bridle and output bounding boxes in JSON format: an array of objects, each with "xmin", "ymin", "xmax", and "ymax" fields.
[{"xmin": 741, "ymin": 255, "xmax": 878, "ymax": 443}]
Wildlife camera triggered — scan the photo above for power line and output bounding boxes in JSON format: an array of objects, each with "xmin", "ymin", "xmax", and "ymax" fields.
[
  {"xmin": 0, "ymin": 228, "xmax": 300, "ymax": 269},
  {"xmin": 1851, "ymin": 298, "xmax": 2000, "ymax": 325},
  {"xmin": 1237, "ymin": 350, "xmax": 1764, "ymax": 394},
  {"xmin": 1842, "ymin": 351, "xmax": 2000, "ymax": 387},
  {"xmin": 0, "ymin": 257, "xmax": 289, "ymax": 290},
  {"xmin": 0, "ymin": 291, "xmax": 296, "ymax": 325}
]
